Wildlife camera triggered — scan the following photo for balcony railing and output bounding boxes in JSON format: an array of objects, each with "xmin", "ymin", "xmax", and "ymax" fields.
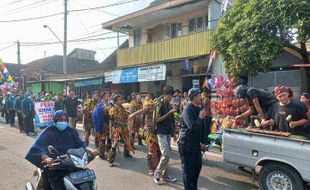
[{"xmin": 117, "ymin": 30, "xmax": 212, "ymax": 67}]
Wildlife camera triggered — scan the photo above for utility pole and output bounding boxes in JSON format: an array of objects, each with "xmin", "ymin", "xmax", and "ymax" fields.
[
  {"xmin": 63, "ymin": 0, "xmax": 68, "ymax": 74},
  {"xmin": 117, "ymin": 32, "xmax": 120, "ymax": 49},
  {"xmin": 17, "ymin": 40, "xmax": 21, "ymax": 65}
]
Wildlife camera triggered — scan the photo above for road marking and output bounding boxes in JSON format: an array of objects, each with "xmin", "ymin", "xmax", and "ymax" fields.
[{"xmin": 0, "ymin": 126, "xmax": 5, "ymax": 129}]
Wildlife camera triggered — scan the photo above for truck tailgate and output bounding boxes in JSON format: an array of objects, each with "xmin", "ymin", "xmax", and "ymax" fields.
[{"xmin": 223, "ymin": 129, "xmax": 310, "ymax": 182}]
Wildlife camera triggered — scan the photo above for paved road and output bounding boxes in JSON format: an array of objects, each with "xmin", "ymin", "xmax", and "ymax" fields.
[{"xmin": 0, "ymin": 123, "xmax": 259, "ymax": 190}]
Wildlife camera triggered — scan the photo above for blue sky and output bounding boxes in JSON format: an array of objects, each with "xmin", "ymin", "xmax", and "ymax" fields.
[{"xmin": 0, "ymin": 0, "xmax": 154, "ymax": 64}]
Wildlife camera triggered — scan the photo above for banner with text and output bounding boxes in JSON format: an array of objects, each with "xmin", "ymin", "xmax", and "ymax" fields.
[
  {"xmin": 34, "ymin": 101, "xmax": 55, "ymax": 128},
  {"xmin": 138, "ymin": 64, "xmax": 166, "ymax": 82},
  {"xmin": 105, "ymin": 64, "xmax": 166, "ymax": 84}
]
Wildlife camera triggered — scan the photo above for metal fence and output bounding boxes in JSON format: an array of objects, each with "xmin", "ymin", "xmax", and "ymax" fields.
[{"xmin": 248, "ymin": 70, "xmax": 301, "ymax": 96}]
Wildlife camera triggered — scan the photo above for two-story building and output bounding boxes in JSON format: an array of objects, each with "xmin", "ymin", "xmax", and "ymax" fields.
[{"xmin": 102, "ymin": 0, "xmax": 225, "ymax": 96}]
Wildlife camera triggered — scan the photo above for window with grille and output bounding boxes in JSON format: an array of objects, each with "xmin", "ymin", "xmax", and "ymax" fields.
[
  {"xmin": 189, "ymin": 18, "xmax": 196, "ymax": 33},
  {"xmin": 197, "ymin": 17, "xmax": 204, "ymax": 32},
  {"xmin": 133, "ymin": 28, "xmax": 141, "ymax": 46},
  {"xmin": 171, "ymin": 23, "xmax": 182, "ymax": 38}
]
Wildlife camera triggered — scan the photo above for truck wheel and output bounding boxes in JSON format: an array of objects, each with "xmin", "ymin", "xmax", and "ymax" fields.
[{"xmin": 259, "ymin": 163, "xmax": 305, "ymax": 190}]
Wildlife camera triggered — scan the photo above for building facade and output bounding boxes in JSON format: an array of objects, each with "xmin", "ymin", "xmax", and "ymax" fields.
[{"xmin": 102, "ymin": 0, "xmax": 225, "ymax": 95}]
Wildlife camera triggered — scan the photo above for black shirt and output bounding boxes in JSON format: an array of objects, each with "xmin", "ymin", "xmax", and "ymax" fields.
[
  {"xmin": 179, "ymin": 104, "xmax": 207, "ymax": 154},
  {"xmin": 55, "ymin": 99, "xmax": 65, "ymax": 111},
  {"xmin": 156, "ymin": 101, "xmax": 174, "ymax": 135},
  {"xmin": 64, "ymin": 97, "xmax": 79, "ymax": 117},
  {"xmin": 246, "ymin": 88, "xmax": 277, "ymax": 109},
  {"xmin": 273, "ymin": 100, "xmax": 308, "ymax": 135}
]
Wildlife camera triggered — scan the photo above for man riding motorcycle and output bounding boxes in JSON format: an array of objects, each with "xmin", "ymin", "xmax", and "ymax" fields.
[{"xmin": 25, "ymin": 110, "xmax": 98, "ymax": 190}]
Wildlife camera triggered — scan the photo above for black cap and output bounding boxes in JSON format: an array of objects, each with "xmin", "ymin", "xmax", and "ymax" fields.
[{"xmin": 188, "ymin": 88, "xmax": 201, "ymax": 100}]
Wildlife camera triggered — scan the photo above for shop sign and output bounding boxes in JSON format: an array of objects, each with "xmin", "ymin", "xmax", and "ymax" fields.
[
  {"xmin": 120, "ymin": 68, "xmax": 138, "ymax": 83},
  {"xmin": 74, "ymin": 79, "xmax": 102, "ymax": 87},
  {"xmin": 105, "ymin": 68, "xmax": 138, "ymax": 84},
  {"xmin": 138, "ymin": 64, "xmax": 166, "ymax": 82},
  {"xmin": 105, "ymin": 64, "xmax": 166, "ymax": 84}
]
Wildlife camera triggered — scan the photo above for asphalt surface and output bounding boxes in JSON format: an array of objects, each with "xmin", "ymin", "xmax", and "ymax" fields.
[{"xmin": 0, "ymin": 122, "xmax": 259, "ymax": 190}]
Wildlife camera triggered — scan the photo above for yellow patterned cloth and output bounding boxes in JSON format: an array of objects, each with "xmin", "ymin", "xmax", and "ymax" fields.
[
  {"xmin": 142, "ymin": 128, "xmax": 158, "ymax": 144},
  {"xmin": 109, "ymin": 106, "xmax": 128, "ymax": 128},
  {"xmin": 130, "ymin": 100, "xmax": 143, "ymax": 113},
  {"xmin": 109, "ymin": 106, "xmax": 134, "ymax": 153},
  {"xmin": 143, "ymin": 99, "xmax": 155, "ymax": 108},
  {"xmin": 129, "ymin": 100, "xmax": 143, "ymax": 132}
]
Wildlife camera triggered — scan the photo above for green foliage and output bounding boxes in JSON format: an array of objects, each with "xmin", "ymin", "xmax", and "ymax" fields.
[{"xmin": 212, "ymin": 0, "xmax": 310, "ymax": 77}]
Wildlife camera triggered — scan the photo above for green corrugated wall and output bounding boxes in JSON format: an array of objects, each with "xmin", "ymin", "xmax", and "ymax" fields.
[
  {"xmin": 31, "ymin": 83, "xmax": 42, "ymax": 95},
  {"xmin": 44, "ymin": 82, "xmax": 64, "ymax": 94}
]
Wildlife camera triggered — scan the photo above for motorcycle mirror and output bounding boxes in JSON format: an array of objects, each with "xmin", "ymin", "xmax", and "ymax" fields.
[{"xmin": 48, "ymin": 145, "xmax": 59, "ymax": 155}]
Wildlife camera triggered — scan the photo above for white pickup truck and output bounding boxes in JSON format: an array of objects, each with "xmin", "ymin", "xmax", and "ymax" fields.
[{"xmin": 223, "ymin": 128, "xmax": 310, "ymax": 190}]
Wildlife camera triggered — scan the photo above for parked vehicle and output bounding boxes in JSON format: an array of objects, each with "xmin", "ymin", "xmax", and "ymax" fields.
[
  {"xmin": 223, "ymin": 128, "xmax": 310, "ymax": 190},
  {"xmin": 25, "ymin": 146, "xmax": 97, "ymax": 190}
]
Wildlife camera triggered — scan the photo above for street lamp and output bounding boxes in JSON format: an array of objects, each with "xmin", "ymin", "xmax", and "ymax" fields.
[{"xmin": 43, "ymin": 24, "xmax": 67, "ymax": 74}]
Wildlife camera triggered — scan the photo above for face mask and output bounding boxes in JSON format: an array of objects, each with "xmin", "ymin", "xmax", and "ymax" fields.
[{"xmin": 55, "ymin": 122, "xmax": 69, "ymax": 131}]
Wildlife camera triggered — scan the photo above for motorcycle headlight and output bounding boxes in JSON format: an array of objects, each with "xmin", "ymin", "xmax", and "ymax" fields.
[{"xmin": 70, "ymin": 153, "xmax": 88, "ymax": 168}]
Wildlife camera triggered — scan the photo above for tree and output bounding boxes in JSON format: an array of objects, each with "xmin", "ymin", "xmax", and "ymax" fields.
[{"xmin": 212, "ymin": 0, "xmax": 310, "ymax": 77}]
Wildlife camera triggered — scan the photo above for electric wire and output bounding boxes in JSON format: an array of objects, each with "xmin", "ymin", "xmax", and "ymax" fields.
[{"xmin": 0, "ymin": 0, "xmax": 139, "ymax": 23}]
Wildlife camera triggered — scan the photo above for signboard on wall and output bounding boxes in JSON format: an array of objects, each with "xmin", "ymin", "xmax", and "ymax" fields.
[
  {"xmin": 138, "ymin": 64, "xmax": 166, "ymax": 82},
  {"xmin": 105, "ymin": 68, "xmax": 138, "ymax": 84},
  {"xmin": 105, "ymin": 64, "xmax": 166, "ymax": 84},
  {"xmin": 74, "ymin": 79, "xmax": 102, "ymax": 87},
  {"xmin": 120, "ymin": 68, "xmax": 138, "ymax": 83}
]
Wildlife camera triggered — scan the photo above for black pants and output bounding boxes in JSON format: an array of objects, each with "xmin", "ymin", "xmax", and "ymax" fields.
[
  {"xmin": 17, "ymin": 112, "xmax": 23, "ymax": 126},
  {"xmin": 42, "ymin": 170, "xmax": 52, "ymax": 190},
  {"xmin": 181, "ymin": 153, "xmax": 202, "ymax": 190},
  {"xmin": 24, "ymin": 115, "xmax": 34, "ymax": 134},
  {"xmin": 8, "ymin": 110, "xmax": 15, "ymax": 126},
  {"xmin": 47, "ymin": 170, "xmax": 69, "ymax": 190},
  {"xmin": 4, "ymin": 110, "xmax": 9, "ymax": 124}
]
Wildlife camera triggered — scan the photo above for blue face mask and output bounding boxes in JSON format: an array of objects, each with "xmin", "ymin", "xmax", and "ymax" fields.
[{"xmin": 55, "ymin": 122, "xmax": 69, "ymax": 131}]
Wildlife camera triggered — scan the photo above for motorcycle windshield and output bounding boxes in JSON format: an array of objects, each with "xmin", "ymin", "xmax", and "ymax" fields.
[{"xmin": 67, "ymin": 148, "xmax": 88, "ymax": 168}]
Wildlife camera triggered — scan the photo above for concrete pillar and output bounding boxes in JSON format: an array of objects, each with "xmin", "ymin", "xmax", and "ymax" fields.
[{"xmin": 208, "ymin": 0, "xmax": 221, "ymax": 30}]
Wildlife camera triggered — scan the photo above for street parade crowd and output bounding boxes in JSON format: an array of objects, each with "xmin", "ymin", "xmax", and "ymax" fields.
[{"xmin": 1, "ymin": 83, "xmax": 310, "ymax": 190}]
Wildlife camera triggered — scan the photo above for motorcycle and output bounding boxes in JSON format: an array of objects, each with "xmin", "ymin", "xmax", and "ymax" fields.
[{"xmin": 25, "ymin": 145, "xmax": 97, "ymax": 190}]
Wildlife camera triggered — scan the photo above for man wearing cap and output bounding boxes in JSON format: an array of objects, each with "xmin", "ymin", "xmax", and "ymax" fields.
[
  {"xmin": 262, "ymin": 86, "xmax": 308, "ymax": 137},
  {"xmin": 178, "ymin": 88, "xmax": 207, "ymax": 190}
]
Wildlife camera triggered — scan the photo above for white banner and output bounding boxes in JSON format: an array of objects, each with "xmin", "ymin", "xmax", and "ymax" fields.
[
  {"xmin": 104, "ymin": 70, "xmax": 122, "ymax": 83},
  {"xmin": 34, "ymin": 101, "xmax": 55, "ymax": 128},
  {"xmin": 138, "ymin": 64, "xmax": 166, "ymax": 82}
]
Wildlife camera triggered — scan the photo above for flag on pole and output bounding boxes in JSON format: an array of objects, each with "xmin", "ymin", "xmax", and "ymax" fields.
[
  {"xmin": 207, "ymin": 50, "xmax": 217, "ymax": 74},
  {"xmin": 1, "ymin": 63, "xmax": 14, "ymax": 84},
  {"xmin": 0, "ymin": 59, "xmax": 4, "ymax": 82},
  {"xmin": 221, "ymin": 0, "xmax": 229, "ymax": 15}
]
